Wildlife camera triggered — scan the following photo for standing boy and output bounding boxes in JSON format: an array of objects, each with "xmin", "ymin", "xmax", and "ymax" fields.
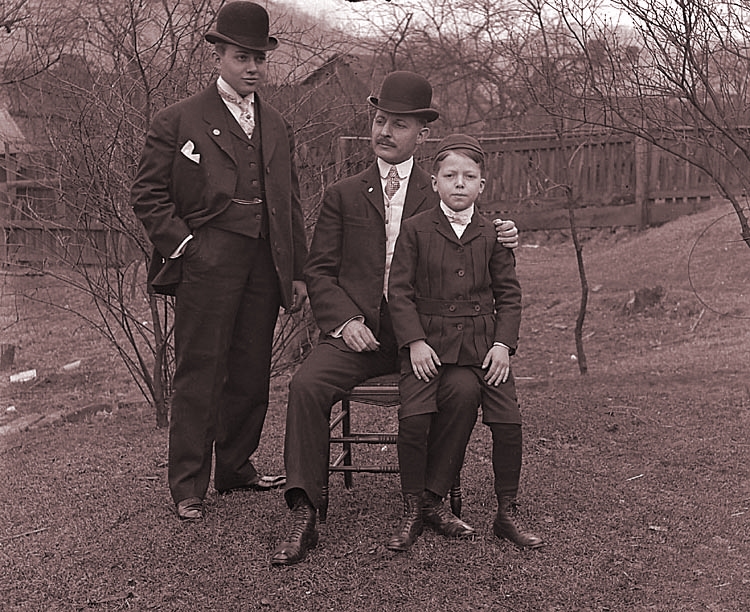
[
  {"xmin": 387, "ymin": 134, "xmax": 543, "ymax": 550},
  {"xmin": 131, "ymin": 2, "xmax": 307, "ymax": 521}
]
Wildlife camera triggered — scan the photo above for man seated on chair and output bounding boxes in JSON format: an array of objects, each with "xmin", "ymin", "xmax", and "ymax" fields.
[{"xmin": 271, "ymin": 71, "xmax": 520, "ymax": 566}]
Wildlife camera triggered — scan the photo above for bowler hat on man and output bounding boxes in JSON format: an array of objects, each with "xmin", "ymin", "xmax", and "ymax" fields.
[
  {"xmin": 368, "ymin": 71, "xmax": 439, "ymax": 123},
  {"xmin": 205, "ymin": 1, "xmax": 279, "ymax": 52}
]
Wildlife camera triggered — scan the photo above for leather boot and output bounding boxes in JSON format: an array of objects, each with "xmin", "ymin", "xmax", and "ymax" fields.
[
  {"xmin": 422, "ymin": 491, "xmax": 475, "ymax": 538},
  {"xmin": 386, "ymin": 493, "xmax": 423, "ymax": 552},
  {"xmin": 493, "ymin": 497, "xmax": 544, "ymax": 549},
  {"xmin": 271, "ymin": 495, "xmax": 319, "ymax": 566}
]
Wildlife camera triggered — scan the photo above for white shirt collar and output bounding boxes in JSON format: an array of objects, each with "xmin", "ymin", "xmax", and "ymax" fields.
[
  {"xmin": 377, "ymin": 156, "xmax": 414, "ymax": 181},
  {"xmin": 440, "ymin": 201, "xmax": 474, "ymax": 225},
  {"xmin": 217, "ymin": 76, "xmax": 254, "ymax": 106}
]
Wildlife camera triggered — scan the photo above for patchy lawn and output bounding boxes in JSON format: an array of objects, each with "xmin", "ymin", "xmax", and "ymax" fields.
[{"xmin": 1, "ymin": 207, "xmax": 748, "ymax": 611}]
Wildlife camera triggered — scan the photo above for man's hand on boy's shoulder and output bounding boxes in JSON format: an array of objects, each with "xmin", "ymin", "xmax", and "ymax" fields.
[{"xmin": 494, "ymin": 219, "xmax": 519, "ymax": 249}]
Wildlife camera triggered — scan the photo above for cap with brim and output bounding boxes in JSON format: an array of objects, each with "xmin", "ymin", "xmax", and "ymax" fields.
[
  {"xmin": 205, "ymin": 1, "xmax": 279, "ymax": 52},
  {"xmin": 367, "ymin": 70, "xmax": 439, "ymax": 123},
  {"xmin": 434, "ymin": 134, "xmax": 485, "ymax": 158}
]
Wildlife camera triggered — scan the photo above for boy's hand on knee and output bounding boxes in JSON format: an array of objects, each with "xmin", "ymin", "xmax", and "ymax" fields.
[
  {"xmin": 482, "ymin": 345, "xmax": 510, "ymax": 386},
  {"xmin": 409, "ymin": 340, "xmax": 441, "ymax": 381}
]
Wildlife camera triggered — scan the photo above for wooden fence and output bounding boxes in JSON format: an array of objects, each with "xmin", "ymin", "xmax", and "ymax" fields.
[
  {"xmin": 0, "ymin": 144, "xmax": 140, "ymax": 266},
  {"xmin": 1, "ymin": 129, "xmax": 735, "ymax": 265},
  {"xmin": 337, "ymin": 131, "xmax": 722, "ymax": 230}
]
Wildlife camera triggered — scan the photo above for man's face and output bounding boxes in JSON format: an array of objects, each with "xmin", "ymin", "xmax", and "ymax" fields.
[
  {"xmin": 215, "ymin": 44, "xmax": 267, "ymax": 97},
  {"xmin": 371, "ymin": 110, "xmax": 429, "ymax": 165}
]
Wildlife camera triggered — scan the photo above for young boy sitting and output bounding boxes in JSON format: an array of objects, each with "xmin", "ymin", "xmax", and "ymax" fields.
[{"xmin": 386, "ymin": 134, "xmax": 543, "ymax": 552}]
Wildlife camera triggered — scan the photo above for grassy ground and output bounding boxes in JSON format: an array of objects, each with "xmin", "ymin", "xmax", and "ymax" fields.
[{"xmin": 1, "ymin": 207, "xmax": 749, "ymax": 611}]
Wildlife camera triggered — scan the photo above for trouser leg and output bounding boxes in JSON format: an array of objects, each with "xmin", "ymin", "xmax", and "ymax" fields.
[
  {"xmin": 397, "ymin": 414, "xmax": 432, "ymax": 495},
  {"xmin": 489, "ymin": 422, "xmax": 543, "ymax": 548},
  {"xmin": 168, "ymin": 228, "xmax": 254, "ymax": 504},
  {"xmin": 283, "ymin": 340, "xmax": 396, "ymax": 510},
  {"xmin": 425, "ymin": 366, "xmax": 481, "ymax": 498},
  {"xmin": 489, "ymin": 422, "xmax": 523, "ymax": 501},
  {"xmin": 214, "ymin": 238, "xmax": 281, "ymax": 492}
]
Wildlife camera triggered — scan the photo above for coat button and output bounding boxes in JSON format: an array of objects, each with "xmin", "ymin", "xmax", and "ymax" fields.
[
  {"xmin": 474, "ymin": 304, "xmax": 481, "ymax": 312},
  {"xmin": 457, "ymin": 247, "xmax": 464, "ymax": 253},
  {"xmin": 456, "ymin": 323, "xmax": 464, "ymax": 330},
  {"xmin": 457, "ymin": 269, "xmax": 465, "ymax": 277},
  {"xmin": 448, "ymin": 305, "xmax": 456, "ymax": 312}
]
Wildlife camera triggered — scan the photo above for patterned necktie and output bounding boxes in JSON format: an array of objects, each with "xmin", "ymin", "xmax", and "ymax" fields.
[
  {"xmin": 218, "ymin": 83, "xmax": 255, "ymax": 138},
  {"xmin": 385, "ymin": 165, "xmax": 401, "ymax": 199},
  {"xmin": 237, "ymin": 96, "xmax": 255, "ymax": 138}
]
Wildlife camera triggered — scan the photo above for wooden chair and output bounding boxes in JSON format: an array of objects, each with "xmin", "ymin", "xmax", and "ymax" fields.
[{"xmin": 321, "ymin": 373, "xmax": 462, "ymax": 523}]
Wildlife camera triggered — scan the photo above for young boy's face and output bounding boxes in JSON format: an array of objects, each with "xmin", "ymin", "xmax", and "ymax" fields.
[
  {"xmin": 215, "ymin": 43, "xmax": 268, "ymax": 97},
  {"xmin": 432, "ymin": 151, "xmax": 485, "ymax": 212}
]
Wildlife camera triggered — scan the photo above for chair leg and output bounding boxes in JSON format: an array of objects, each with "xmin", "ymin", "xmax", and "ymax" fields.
[
  {"xmin": 449, "ymin": 473, "xmax": 462, "ymax": 518},
  {"xmin": 342, "ymin": 397, "xmax": 354, "ymax": 489},
  {"xmin": 320, "ymin": 482, "xmax": 329, "ymax": 523}
]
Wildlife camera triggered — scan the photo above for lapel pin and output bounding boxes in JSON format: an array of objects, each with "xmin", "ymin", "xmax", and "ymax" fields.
[
  {"xmin": 213, "ymin": 128, "xmax": 221, "ymax": 136},
  {"xmin": 368, "ymin": 187, "xmax": 374, "ymax": 193}
]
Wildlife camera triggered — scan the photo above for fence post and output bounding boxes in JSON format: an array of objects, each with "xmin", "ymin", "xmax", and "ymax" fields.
[{"xmin": 634, "ymin": 137, "xmax": 650, "ymax": 229}]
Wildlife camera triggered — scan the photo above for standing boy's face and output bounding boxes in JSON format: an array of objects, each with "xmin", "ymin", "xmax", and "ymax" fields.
[
  {"xmin": 432, "ymin": 151, "xmax": 485, "ymax": 212},
  {"xmin": 215, "ymin": 44, "xmax": 267, "ymax": 97},
  {"xmin": 371, "ymin": 110, "xmax": 429, "ymax": 165}
]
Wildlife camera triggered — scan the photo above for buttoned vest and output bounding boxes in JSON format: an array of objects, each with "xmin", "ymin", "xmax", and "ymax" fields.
[{"xmin": 210, "ymin": 108, "xmax": 269, "ymax": 238}]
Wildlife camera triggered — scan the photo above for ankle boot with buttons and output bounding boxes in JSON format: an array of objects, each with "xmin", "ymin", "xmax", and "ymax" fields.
[
  {"xmin": 387, "ymin": 493, "xmax": 424, "ymax": 552},
  {"xmin": 493, "ymin": 497, "xmax": 544, "ymax": 549}
]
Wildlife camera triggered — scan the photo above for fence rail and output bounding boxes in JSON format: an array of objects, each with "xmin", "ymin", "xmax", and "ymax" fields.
[
  {"xmin": 1, "ymin": 129, "xmax": 739, "ymax": 265},
  {"xmin": 337, "ymin": 131, "xmax": 726, "ymax": 230}
]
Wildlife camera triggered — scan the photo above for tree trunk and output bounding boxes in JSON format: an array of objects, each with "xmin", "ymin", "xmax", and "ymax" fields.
[
  {"xmin": 568, "ymin": 206, "xmax": 588, "ymax": 375},
  {"xmin": 149, "ymin": 294, "xmax": 169, "ymax": 428}
]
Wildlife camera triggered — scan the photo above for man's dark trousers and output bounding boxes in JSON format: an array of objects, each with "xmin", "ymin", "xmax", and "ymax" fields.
[
  {"xmin": 169, "ymin": 226, "xmax": 281, "ymax": 503},
  {"xmin": 283, "ymin": 303, "xmax": 479, "ymax": 511}
]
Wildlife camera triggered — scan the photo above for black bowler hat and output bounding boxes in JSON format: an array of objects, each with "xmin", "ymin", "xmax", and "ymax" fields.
[
  {"xmin": 435, "ymin": 133, "xmax": 485, "ymax": 158},
  {"xmin": 205, "ymin": 2, "xmax": 279, "ymax": 52},
  {"xmin": 367, "ymin": 71, "xmax": 439, "ymax": 123}
]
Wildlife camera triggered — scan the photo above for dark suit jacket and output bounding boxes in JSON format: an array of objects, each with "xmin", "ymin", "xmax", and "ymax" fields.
[
  {"xmin": 131, "ymin": 82, "xmax": 307, "ymax": 307},
  {"xmin": 388, "ymin": 207, "xmax": 521, "ymax": 365},
  {"xmin": 304, "ymin": 162, "xmax": 438, "ymax": 338}
]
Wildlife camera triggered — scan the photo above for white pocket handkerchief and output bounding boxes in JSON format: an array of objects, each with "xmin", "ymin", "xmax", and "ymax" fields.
[{"xmin": 180, "ymin": 140, "xmax": 200, "ymax": 164}]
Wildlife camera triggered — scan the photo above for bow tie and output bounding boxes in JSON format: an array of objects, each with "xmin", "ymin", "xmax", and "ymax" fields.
[{"xmin": 443, "ymin": 208, "xmax": 473, "ymax": 226}]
